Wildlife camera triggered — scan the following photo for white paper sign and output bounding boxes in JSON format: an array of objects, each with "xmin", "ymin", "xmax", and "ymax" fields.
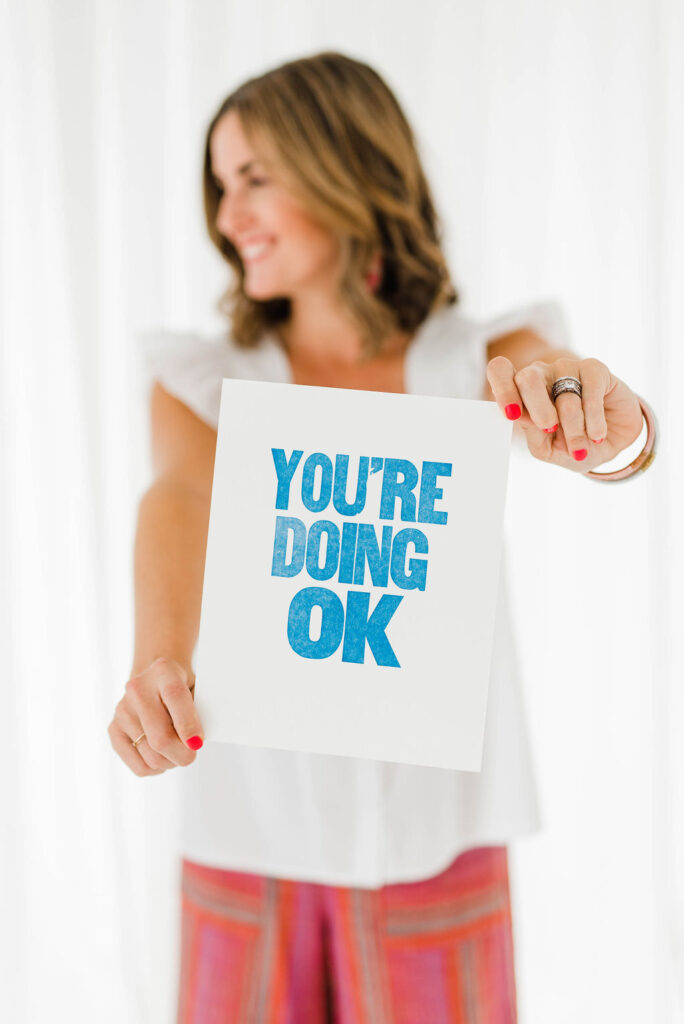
[{"xmin": 194, "ymin": 379, "xmax": 512, "ymax": 771}]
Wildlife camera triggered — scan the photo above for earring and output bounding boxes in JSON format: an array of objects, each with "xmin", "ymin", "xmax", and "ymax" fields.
[{"xmin": 365, "ymin": 250, "xmax": 382, "ymax": 293}]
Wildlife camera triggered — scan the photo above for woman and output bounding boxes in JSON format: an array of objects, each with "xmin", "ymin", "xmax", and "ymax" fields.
[{"xmin": 108, "ymin": 52, "xmax": 649, "ymax": 1022}]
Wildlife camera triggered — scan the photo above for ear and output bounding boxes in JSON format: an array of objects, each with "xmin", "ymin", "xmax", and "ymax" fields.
[{"xmin": 365, "ymin": 249, "xmax": 382, "ymax": 293}]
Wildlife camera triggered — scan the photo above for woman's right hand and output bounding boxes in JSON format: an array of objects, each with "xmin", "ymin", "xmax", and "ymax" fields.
[{"xmin": 108, "ymin": 657, "xmax": 205, "ymax": 777}]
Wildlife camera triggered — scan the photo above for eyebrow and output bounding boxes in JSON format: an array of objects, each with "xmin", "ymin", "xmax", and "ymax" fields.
[{"xmin": 212, "ymin": 159, "xmax": 262, "ymax": 184}]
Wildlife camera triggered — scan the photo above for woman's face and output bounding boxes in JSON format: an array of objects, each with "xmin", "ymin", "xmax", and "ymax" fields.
[{"xmin": 210, "ymin": 111, "xmax": 342, "ymax": 302}]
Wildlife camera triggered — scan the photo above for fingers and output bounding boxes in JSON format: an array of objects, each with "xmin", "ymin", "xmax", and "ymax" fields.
[
  {"xmin": 127, "ymin": 662, "xmax": 203, "ymax": 766},
  {"xmin": 578, "ymin": 359, "xmax": 610, "ymax": 444},
  {"xmin": 110, "ymin": 693, "xmax": 179, "ymax": 774},
  {"xmin": 510, "ymin": 361, "xmax": 559, "ymax": 432},
  {"xmin": 107, "ymin": 718, "xmax": 168, "ymax": 777},
  {"xmin": 544, "ymin": 359, "xmax": 610, "ymax": 460},
  {"xmin": 487, "ymin": 355, "xmax": 612, "ymax": 464},
  {"xmin": 486, "ymin": 356, "xmax": 525, "ymax": 421},
  {"xmin": 109, "ymin": 657, "xmax": 205, "ymax": 777},
  {"xmin": 549, "ymin": 381, "xmax": 589, "ymax": 461},
  {"xmin": 487, "ymin": 356, "xmax": 558, "ymax": 431},
  {"xmin": 155, "ymin": 659, "xmax": 205, "ymax": 754}
]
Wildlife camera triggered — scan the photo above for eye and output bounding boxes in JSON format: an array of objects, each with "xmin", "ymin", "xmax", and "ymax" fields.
[{"xmin": 213, "ymin": 177, "xmax": 267, "ymax": 197}]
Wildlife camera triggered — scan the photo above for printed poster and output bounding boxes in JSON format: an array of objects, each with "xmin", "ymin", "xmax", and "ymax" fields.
[{"xmin": 194, "ymin": 379, "xmax": 512, "ymax": 771}]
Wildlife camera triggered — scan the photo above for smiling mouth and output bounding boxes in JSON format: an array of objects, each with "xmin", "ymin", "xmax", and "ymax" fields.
[{"xmin": 242, "ymin": 240, "xmax": 276, "ymax": 264}]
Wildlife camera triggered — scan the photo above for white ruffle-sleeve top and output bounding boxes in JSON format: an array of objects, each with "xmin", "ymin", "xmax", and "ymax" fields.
[{"xmin": 138, "ymin": 299, "xmax": 569, "ymax": 889}]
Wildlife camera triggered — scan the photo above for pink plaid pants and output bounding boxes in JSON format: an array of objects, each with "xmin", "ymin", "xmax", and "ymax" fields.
[{"xmin": 177, "ymin": 844, "xmax": 517, "ymax": 1023}]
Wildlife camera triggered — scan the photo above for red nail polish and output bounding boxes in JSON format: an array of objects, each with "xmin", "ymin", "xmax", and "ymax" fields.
[
  {"xmin": 505, "ymin": 403, "xmax": 521, "ymax": 420},
  {"xmin": 591, "ymin": 438, "xmax": 604, "ymax": 444},
  {"xmin": 186, "ymin": 736, "xmax": 204, "ymax": 750},
  {"xmin": 572, "ymin": 449, "xmax": 588, "ymax": 461},
  {"xmin": 543, "ymin": 424, "xmax": 559, "ymax": 433}
]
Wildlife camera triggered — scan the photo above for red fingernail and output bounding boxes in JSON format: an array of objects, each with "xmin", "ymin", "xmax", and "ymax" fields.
[
  {"xmin": 505, "ymin": 403, "xmax": 521, "ymax": 420},
  {"xmin": 186, "ymin": 736, "xmax": 204, "ymax": 750},
  {"xmin": 543, "ymin": 424, "xmax": 559, "ymax": 433},
  {"xmin": 591, "ymin": 437, "xmax": 604, "ymax": 444},
  {"xmin": 572, "ymin": 449, "xmax": 588, "ymax": 461}
]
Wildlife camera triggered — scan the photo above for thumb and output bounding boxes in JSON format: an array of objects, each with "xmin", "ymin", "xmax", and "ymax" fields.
[
  {"xmin": 155, "ymin": 657, "xmax": 204, "ymax": 751},
  {"xmin": 181, "ymin": 669, "xmax": 203, "ymax": 749}
]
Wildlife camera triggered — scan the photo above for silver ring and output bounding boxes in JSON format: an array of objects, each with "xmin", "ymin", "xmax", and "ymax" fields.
[
  {"xmin": 132, "ymin": 732, "xmax": 146, "ymax": 748},
  {"xmin": 551, "ymin": 376, "xmax": 582, "ymax": 402}
]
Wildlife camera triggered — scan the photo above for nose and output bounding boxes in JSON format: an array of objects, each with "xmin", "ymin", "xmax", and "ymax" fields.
[{"xmin": 216, "ymin": 189, "xmax": 254, "ymax": 242}]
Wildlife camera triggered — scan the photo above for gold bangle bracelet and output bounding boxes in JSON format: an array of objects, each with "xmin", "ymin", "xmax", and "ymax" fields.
[{"xmin": 586, "ymin": 395, "xmax": 657, "ymax": 482}]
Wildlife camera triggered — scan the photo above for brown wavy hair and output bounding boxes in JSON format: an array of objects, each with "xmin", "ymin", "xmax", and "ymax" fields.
[{"xmin": 202, "ymin": 51, "xmax": 459, "ymax": 357}]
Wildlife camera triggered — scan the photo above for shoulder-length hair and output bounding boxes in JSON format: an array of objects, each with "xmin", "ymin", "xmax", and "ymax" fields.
[{"xmin": 202, "ymin": 51, "xmax": 459, "ymax": 357}]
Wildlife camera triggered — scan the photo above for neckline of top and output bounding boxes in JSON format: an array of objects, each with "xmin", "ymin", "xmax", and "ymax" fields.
[{"xmin": 256, "ymin": 302, "xmax": 455, "ymax": 395}]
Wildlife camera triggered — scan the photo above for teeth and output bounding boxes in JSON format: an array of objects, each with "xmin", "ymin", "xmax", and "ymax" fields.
[{"xmin": 242, "ymin": 240, "xmax": 273, "ymax": 259}]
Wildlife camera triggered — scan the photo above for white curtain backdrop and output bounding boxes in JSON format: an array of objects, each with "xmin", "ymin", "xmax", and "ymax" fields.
[{"xmin": 1, "ymin": 1, "xmax": 682, "ymax": 1021}]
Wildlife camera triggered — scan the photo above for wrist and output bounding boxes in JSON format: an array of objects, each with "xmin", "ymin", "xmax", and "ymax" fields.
[
  {"xmin": 130, "ymin": 650, "xmax": 196, "ymax": 683},
  {"xmin": 585, "ymin": 395, "xmax": 657, "ymax": 483}
]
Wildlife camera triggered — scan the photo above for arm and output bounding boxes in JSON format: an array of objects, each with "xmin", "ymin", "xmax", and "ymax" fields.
[
  {"xmin": 130, "ymin": 381, "xmax": 217, "ymax": 681},
  {"xmin": 109, "ymin": 381, "xmax": 216, "ymax": 776},
  {"xmin": 483, "ymin": 326, "xmax": 644, "ymax": 473},
  {"xmin": 130, "ymin": 482, "xmax": 210, "ymax": 682}
]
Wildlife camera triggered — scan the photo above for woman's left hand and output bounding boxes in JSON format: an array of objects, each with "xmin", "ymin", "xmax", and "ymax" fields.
[{"xmin": 486, "ymin": 355, "xmax": 644, "ymax": 472}]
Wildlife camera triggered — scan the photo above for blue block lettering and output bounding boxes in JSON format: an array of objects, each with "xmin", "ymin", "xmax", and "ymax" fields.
[
  {"xmin": 287, "ymin": 587, "xmax": 344, "ymax": 660},
  {"xmin": 301, "ymin": 453, "xmax": 333, "ymax": 513},
  {"xmin": 271, "ymin": 516, "xmax": 306, "ymax": 577},
  {"xmin": 342, "ymin": 590, "xmax": 403, "ymax": 667},
  {"xmin": 338, "ymin": 521, "xmax": 359, "ymax": 584},
  {"xmin": 390, "ymin": 528, "xmax": 428, "ymax": 590},
  {"xmin": 271, "ymin": 449, "xmax": 304, "ymax": 510},
  {"xmin": 418, "ymin": 461, "xmax": 452, "ymax": 524},
  {"xmin": 305, "ymin": 520, "xmax": 340, "ymax": 581},
  {"xmin": 353, "ymin": 524, "xmax": 393, "ymax": 587},
  {"xmin": 379, "ymin": 458, "xmax": 419, "ymax": 521},
  {"xmin": 333, "ymin": 454, "xmax": 369, "ymax": 516}
]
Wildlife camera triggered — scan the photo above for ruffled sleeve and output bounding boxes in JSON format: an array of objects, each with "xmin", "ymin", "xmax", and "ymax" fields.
[
  {"xmin": 408, "ymin": 299, "xmax": 571, "ymax": 401},
  {"xmin": 137, "ymin": 329, "xmax": 233, "ymax": 430},
  {"xmin": 476, "ymin": 299, "xmax": 571, "ymax": 353}
]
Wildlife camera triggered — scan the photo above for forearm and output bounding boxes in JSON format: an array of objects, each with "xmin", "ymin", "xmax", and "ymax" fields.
[{"xmin": 130, "ymin": 479, "xmax": 210, "ymax": 678}]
